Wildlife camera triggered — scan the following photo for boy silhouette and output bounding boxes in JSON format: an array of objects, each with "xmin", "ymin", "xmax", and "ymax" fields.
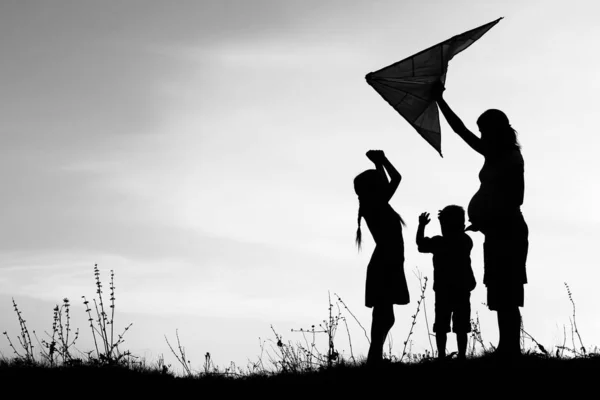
[{"xmin": 416, "ymin": 205, "xmax": 476, "ymax": 360}]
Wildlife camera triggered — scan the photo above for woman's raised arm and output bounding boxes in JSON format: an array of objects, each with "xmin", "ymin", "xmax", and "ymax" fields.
[{"xmin": 433, "ymin": 83, "xmax": 484, "ymax": 155}]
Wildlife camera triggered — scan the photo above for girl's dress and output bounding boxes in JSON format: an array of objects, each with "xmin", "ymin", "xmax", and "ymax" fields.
[
  {"xmin": 363, "ymin": 203, "xmax": 410, "ymax": 308},
  {"xmin": 468, "ymin": 148, "xmax": 528, "ymax": 310}
]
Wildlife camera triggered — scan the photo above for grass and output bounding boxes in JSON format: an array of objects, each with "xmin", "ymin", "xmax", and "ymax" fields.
[{"xmin": 2, "ymin": 265, "xmax": 599, "ymax": 394}]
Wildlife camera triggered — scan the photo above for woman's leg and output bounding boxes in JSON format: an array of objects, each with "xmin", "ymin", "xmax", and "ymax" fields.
[
  {"xmin": 497, "ymin": 307, "xmax": 521, "ymax": 357},
  {"xmin": 496, "ymin": 310, "xmax": 504, "ymax": 352},
  {"xmin": 486, "ymin": 215, "xmax": 527, "ymax": 360},
  {"xmin": 367, "ymin": 304, "xmax": 395, "ymax": 364},
  {"xmin": 508, "ymin": 307, "xmax": 522, "ymax": 355}
]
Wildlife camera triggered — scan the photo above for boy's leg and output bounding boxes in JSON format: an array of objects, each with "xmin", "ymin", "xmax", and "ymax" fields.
[
  {"xmin": 453, "ymin": 291, "xmax": 471, "ymax": 359},
  {"xmin": 434, "ymin": 292, "xmax": 451, "ymax": 359},
  {"xmin": 436, "ymin": 333, "xmax": 447, "ymax": 359},
  {"xmin": 456, "ymin": 333, "xmax": 468, "ymax": 359}
]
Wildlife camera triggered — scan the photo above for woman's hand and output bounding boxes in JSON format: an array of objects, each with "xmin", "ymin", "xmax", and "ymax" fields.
[
  {"xmin": 433, "ymin": 81, "xmax": 484, "ymax": 155},
  {"xmin": 366, "ymin": 149, "xmax": 385, "ymax": 164},
  {"xmin": 431, "ymin": 80, "xmax": 446, "ymax": 101}
]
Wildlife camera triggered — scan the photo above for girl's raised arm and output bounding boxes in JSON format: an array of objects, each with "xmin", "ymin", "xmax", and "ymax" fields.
[
  {"xmin": 366, "ymin": 150, "xmax": 401, "ymax": 201},
  {"xmin": 381, "ymin": 155, "xmax": 401, "ymax": 201},
  {"xmin": 375, "ymin": 158, "xmax": 389, "ymax": 185}
]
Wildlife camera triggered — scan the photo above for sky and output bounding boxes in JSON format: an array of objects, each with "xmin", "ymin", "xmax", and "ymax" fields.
[{"xmin": 1, "ymin": 0, "xmax": 599, "ymax": 373}]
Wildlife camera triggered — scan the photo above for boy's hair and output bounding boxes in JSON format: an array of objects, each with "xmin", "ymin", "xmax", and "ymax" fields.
[{"xmin": 438, "ymin": 205, "xmax": 465, "ymax": 228}]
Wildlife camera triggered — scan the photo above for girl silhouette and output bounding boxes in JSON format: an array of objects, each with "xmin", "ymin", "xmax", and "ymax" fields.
[
  {"xmin": 433, "ymin": 83, "xmax": 528, "ymax": 359},
  {"xmin": 354, "ymin": 150, "xmax": 409, "ymax": 365}
]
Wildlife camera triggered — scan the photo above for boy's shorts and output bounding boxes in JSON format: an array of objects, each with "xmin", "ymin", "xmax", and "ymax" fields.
[{"xmin": 433, "ymin": 291, "xmax": 471, "ymax": 333}]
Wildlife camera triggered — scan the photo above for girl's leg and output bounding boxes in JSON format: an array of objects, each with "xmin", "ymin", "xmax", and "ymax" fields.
[{"xmin": 367, "ymin": 304, "xmax": 395, "ymax": 364}]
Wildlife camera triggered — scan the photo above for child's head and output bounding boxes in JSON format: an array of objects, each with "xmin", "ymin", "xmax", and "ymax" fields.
[
  {"xmin": 354, "ymin": 169, "xmax": 387, "ymax": 203},
  {"xmin": 438, "ymin": 205, "xmax": 465, "ymax": 236},
  {"xmin": 353, "ymin": 169, "xmax": 387, "ymax": 250},
  {"xmin": 353, "ymin": 169, "xmax": 405, "ymax": 250}
]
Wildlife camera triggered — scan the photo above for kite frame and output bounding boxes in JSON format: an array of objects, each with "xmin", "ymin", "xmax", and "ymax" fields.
[{"xmin": 366, "ymin": 17, "xmax": 503, "ymax": 156}]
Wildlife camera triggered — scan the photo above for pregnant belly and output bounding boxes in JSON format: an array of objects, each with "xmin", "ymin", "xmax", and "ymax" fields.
[
  {"xmin": 468, "ymin": 188, "xmax": 521, "ymax": 232},
  {"xmin": 467, "ymin": 189, "xmax": 486, "ymax": 229}
]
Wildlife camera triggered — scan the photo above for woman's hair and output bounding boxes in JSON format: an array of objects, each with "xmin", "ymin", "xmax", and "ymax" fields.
[
  {"xmin": 477, "ymin": 109, "xmax": 520, "ymax": 155},
  {"xmin": 353, "ymin": 169, "xmax": 404, "ymax": 250}
]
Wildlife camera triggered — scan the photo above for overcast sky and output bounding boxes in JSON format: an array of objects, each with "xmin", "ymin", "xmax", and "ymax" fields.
[{"xmin": 1, "ymin": 0, "xmax": 599, "ymax": 372}]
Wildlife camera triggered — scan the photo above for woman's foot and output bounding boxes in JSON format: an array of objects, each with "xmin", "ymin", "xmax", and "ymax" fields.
[{"xmin": 491, "ymin": 346, "xmax": 521, "ymax": 363}]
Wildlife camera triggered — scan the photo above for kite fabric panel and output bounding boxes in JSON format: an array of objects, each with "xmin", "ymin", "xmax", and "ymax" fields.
[{"xmin": 366, "ymin": 17, "xmax": 503, "ymax": 156}]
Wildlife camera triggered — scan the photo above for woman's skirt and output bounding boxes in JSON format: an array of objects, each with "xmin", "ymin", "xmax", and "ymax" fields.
[
  {"xmin": 365, "ymin": 244, "xmax": 409, "ymax": 308},
  {"xmin": 483, "ymin": 210, "xmax": 528, "ymax": 310}
]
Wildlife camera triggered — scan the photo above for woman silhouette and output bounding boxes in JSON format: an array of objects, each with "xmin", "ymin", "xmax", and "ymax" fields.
[
  {"xmin": 433, "ymin": 83, "xmax": 528, "ymax": 359},
  {"xmin": 354, "ymin": 150, "xmax": 409, "ymax": 365}
]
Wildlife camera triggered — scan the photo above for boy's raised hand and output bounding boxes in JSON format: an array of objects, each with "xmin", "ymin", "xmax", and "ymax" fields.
[{"xmin": 418, "ymin": 212, "xmax": 430, "ymax": 226}]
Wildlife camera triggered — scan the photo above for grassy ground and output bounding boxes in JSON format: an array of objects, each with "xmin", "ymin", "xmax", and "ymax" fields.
[
  {"xmin": 3, "ymin": 267, "xmax": 597, "ymax": 395},
  {"xmin": 2, "ymin": 352, "xmax": 598, "ymax": 395}
]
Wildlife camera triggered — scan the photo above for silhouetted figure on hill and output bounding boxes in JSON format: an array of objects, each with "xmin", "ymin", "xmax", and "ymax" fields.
[
  {"xmin": 354, "ymin": 150, "xmax": 409, "ymax": 365},
  {"xmin": 417, "ymin": 206, "xmax": 476, "ymax": 360},
  {"xmin": 433, "ymin": 82, "xmax": 528, "ymax": 360}
]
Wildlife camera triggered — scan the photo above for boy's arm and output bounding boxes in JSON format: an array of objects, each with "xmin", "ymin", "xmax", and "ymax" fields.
[{"xmin": 416, "ymin": 212, "xmax": 430, "ymax": 252}]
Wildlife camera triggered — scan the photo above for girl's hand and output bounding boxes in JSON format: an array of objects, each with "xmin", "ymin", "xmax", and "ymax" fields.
[
  {"xmin": 418, "ymin": 212, "xmax": 430, "ymax": 226},
  {"xmin": 366, "ymin": 149, "xmax": 385, "ymax": 164}
]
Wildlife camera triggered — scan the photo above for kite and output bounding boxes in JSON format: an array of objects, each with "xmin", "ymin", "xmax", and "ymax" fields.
[{"xmin": 366, "ymin": 17, "xmax": 503, "ymax": 156}]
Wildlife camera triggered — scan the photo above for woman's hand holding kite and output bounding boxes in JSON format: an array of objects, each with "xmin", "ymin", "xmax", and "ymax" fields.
[
  {"xmin": 365, "ymin": 17, "xmax": 502, "ymax": 156},
  {"xmin": 431, "ymin": 81, "xmax": 446, "ymax": 101}
]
